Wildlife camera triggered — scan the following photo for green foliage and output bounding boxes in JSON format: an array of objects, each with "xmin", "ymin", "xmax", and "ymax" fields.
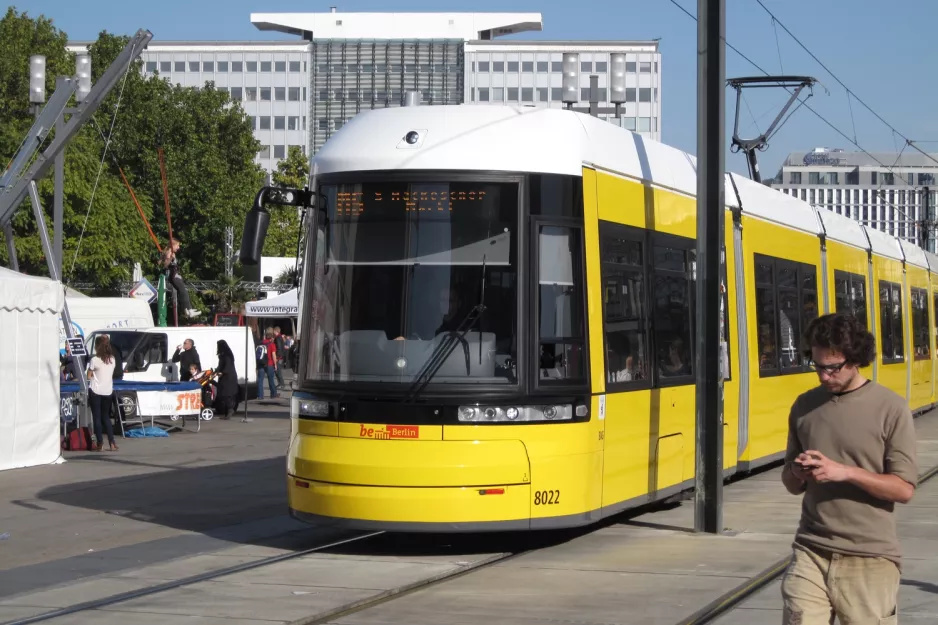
[
  {"xmin": 0, "ymin": 12, "xmax": 265, "ymax": 293},
  {"xmin": 263, "ymin": 145, "xmax": 309, "ymax": 257}
]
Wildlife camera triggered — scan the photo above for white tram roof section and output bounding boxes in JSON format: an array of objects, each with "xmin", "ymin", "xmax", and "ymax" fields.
[
  {"xmin": 817, "ymin": 208, "xmax": 870, "ymax": 252},
  {"xmin": 899, "ymin": 239, "xmax": 929, "ymax": 270},
  {"xmin": 924, "ymin": 250, "xmax": 938, "ymax": 274},
  {"xmin": 251, "ymin": 12, "xmax": 543, "ymax": 40},
  {"xmin": 863, "ymin": 225, "xmax": 904, "ymax": 262},
  {"xmin": 729, "ymin": 173, "xmax": 820, "ymax": 236}
]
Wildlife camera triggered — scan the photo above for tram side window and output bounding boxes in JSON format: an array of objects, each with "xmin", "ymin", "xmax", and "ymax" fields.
[
  {"xmin": 911, "ymin": 287, "xmax": 930, "ymax": 360},
  {"xmin": 537, "ymin": 225, "xmax": 585, "ymax": 384},
  {"xmin": 834, "ymin": 270, "xmax": 868, "ymax": 329},
  {"xmin": 652, "ymin": 239, "xmax": 695, "ymax": 383},
  {"xmin": 754, "ymin": 253, "xmax": 817, "ymax": 376},
  {"xmin": 879, "ymin": 280, "xmax": 904, "ymax": 363},
  {"xmin": 934, "ymin": 291, "xmax": 938, "ymax": 355},
  {"xmin": 600, "ymin": 227, "xmax": 648, "ymax": 387}
]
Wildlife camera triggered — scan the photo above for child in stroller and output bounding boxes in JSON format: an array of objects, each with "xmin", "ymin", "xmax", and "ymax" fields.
[{"xmin": 190, "ymin": 364, "xmax": 217, "ymax": 420}]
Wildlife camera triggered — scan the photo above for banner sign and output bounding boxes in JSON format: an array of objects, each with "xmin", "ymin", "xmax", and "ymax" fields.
[{"xmin": 136, "ymin": 389, "xmax": 202, "ymax": 416}]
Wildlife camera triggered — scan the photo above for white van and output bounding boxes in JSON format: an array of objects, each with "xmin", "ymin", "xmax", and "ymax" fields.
[
  {"xmin": 60, "ymin": 297, "xmax": 154, "ymax": 356},
  {"xmin": 85, "ymin": 326, "xmax": 258, "ymax": 391}
]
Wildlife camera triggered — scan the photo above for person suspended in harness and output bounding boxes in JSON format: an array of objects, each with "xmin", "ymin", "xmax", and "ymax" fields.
[{"xmin": 160, "ymin": 239, "xmax": 200, "ymax": 319}]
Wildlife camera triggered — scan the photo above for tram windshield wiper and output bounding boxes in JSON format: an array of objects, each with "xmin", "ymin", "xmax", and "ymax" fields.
[{"xmin": 406, "ymin": 256, "xmax": 487, "ymax": 403}]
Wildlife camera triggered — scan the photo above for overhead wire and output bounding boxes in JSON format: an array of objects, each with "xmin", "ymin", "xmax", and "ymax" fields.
[{"xmin": 667, "ymin": 0, "xmax": 930, "ymax": 234}]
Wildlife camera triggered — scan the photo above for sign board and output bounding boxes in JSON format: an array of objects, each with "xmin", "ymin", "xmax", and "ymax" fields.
[
  {"xmin": 65, "ymin": 337, "xmax": 87, "ymax": 357},
  {"xmin": 215, "ymin": 313, "xmax": 242, "ymax": 327},
  {"xmin": 129, "ymin": 277, "xmax": 158, "ymax": 304}
]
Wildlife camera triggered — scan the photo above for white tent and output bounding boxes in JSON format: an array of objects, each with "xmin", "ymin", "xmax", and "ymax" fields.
[
  {"xmin": 0, "ymin": 267, "xmax": 65, "ymax": 471},
  {"xmin": 244, "ymin": 288, "xmax": 298, "ymax": 317}
]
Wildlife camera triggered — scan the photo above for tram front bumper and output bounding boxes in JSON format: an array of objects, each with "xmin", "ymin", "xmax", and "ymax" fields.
[{"xmin": 287, "ymin": 433, "xmax": 532, "ymax": 528}]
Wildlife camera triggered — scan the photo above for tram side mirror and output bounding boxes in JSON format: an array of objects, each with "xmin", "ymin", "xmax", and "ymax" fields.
[
  {"xmin": 239, "ymin": 206, "xmax": 270, "ymax": 266},
  {"xmin": 240, "ymin": 186, "xmax": 315, "ymax": 266}
]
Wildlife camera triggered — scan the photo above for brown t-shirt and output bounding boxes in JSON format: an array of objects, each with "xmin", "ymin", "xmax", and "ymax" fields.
[{"xmin": 784, "ymin": 380, "xmax": 918, "ymax": 567}]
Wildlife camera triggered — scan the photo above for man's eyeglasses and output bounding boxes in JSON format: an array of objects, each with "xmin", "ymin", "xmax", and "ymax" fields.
[{"xmin": 809, "ymin": 360, "xmax": 848, "ymax": 374}]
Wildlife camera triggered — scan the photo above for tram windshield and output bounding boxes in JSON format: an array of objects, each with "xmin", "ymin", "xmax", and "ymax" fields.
[{"xmin": 303, "ymin": 179, "xmax": 519, "ymax": 386}]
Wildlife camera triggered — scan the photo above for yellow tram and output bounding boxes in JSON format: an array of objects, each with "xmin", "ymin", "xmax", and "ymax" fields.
[{"xmin": 242, "ymin": 104, "xmax": 938, "ymax": 531}]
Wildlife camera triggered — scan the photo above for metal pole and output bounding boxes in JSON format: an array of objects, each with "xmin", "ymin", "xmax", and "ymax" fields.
[
  {"xmin": 694, "ymin": 0, "xmax": 725, "ymax": 534},
  {"xmin": 243, "ymin": 325, "xmax": 251, "ymax": 423},
  {"xmin": 28, "ymin": 182, "xmax": 88, "ymax": 397},
  {"xmin": 3, "ymin": 224, "xmax": 18, "ymax": 271},
  {"xmin": 53, "ymin": 78, "xmax": 67, "ymax": 278},
  {"xmin": 922, "ymin": 187, "xmax": 935, "ymax": 253}
]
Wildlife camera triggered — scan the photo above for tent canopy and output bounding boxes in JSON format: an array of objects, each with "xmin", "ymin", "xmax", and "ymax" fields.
[
  {"xmin": 0, "ymin": 267, "xmax": 64, "ymax": 471},
  {"xmin": 244, "ymin": 288, "xmax": 298, "ymax": 317}
]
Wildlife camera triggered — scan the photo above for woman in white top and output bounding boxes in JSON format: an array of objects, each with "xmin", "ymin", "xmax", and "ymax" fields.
[{"xmin": 88, "ymin": 335, "xmax": 118, "ymax": 451}]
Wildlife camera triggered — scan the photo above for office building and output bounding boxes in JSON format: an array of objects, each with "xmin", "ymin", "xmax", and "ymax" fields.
[
  {"xmin": 68, "ymin": 11, "xmax": 663, "ymax": 171},
  {"xmin": 770, "ymin": 147, "xmax": 938, "ymax": 247}
]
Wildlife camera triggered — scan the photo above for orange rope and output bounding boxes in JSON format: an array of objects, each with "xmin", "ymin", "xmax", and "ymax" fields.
[
  {"xmin": 117, "ymin": 165, "xmax": 161, "ymax": 253},
  {"xmin": 158, "ymin": 148, "xmax": 173, "ymax": 246}
]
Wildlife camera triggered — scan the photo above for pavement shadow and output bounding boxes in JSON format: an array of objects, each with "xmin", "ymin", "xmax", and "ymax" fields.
[
  {"xmin": 35, "ymin": 456, "xmax": 289, "ymax": 541},
  {"xmin": 902, "ymin": 578, "xmax": 938, "ymax": 595}
]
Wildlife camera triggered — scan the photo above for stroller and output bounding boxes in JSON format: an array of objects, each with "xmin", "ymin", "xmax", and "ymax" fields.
[{"xmin": 191, "ymin": 368, "xmax": 218, "ymax": 421}]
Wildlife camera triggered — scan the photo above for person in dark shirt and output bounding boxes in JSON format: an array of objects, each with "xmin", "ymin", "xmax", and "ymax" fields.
[
  {"xmin": 273, "ymin": 326, "xmax": 286, "ymax": 389},
  {"xmin": 171, "ymin": 339, "xmax": 201, "ymax": 381}
]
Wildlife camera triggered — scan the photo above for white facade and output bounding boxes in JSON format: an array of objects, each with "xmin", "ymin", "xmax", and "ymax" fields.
[
  {"xmin": 66, "ymin": 11, "xmax": 664, "ymax": 170},
  {"xmin": 770, "ymin": 148, "xmax": 938, "ymax": 248},
  {"xmin": 465, "ymin": 41, "xmax": 661, "ymax": 142}
]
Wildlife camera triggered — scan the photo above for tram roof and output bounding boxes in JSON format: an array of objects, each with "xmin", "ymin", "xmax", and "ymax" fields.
[{"xmin": 313, "ymin": 104, "xmax": 922, "ymax": 265}]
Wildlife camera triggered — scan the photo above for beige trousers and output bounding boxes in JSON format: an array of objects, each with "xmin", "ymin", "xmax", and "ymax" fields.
[{"xmin": 781, "ymin": 542, "xmax": 900, "ymax": 625}]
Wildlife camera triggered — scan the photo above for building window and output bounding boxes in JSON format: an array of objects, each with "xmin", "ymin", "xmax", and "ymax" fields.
[
  {"xmin": 261, "ymin": 61, "xmax": 272, "ymax": 72},
  {"xmin": 551, "ymin": 61, "xmax": 563, "ymax": 72},
  {"xmin": 232, "ymin": 61, "xmax": 243, "ymax": 72},
  {"xmin": 638, "ymin": 117, "xmax": 651, "ymax": 132},
  {"xmin": 879, "ymin": 280, "xmax": 904, "ymax": 363},
  {"xmin": 288, "ymin": 87, "xmax": 300, "ymax": 101},
  {"xmin": 303, "ymin": 87, "xmax": 307, "ymax": 101},
  {"xmin": 158, "ymin": 61, "xmax": 170, "ymax": 73},
  {"xmin": 288, "ymin": 116, "xmax": 299, "ymax": 130},
  {"xmin": 551, "ymin": 87, "xmax": 562, "ymax": 101},
  {"xmin": 246, "ymin": 87, "xmax": 258, "ymax": 102},
  {"xmin": 507, "ymin": 87, "xmax": 519, "ymax": 101},
  {"xmin": 273, "ymin": 145, "xmax": 285, "ymax": 159},
  {"xmin": 912, "ymin": 287, "xmax": 930, "ymax": 360},
  {"xmin": 809, "ymin": 172, "xmax": 820, "ymax": 184},
  {"xmin": 601, "ymin": 225, "xmax": 648, "ymax": 386},
  {"xmin": 754, "ymin": 253, "xmax": 818, "ymax": 376},
  {"xmin": 536, "ymin": 225, "xmax": 585, "ymax": 385},
  {"xmin": 203, "ymin": 61, "xmax": 214, "ymax": 72},
  {"xmin": 218, "ymin": 61, "xmax": 228, "ymax": 72},
  {"xmin": 258, "ymin": 117, "xmax": 270, "ymax": 130},
  {"xmin": 522, "ymin": 88, "xmax": 533, "ymax": 102},
  {"xmin": 145, "ymin": 61, "xmax": 157, "ymax": 73},
  {"xmin": 275, "ymin": 61, "xmax": 286, "ymax": 72},
  {"xmin": 188, "ymin": 61, "xmax": 199, "ymax": 72},
  {"xmin": 596, "ymin": 61, "xmax": 608, "ymax": 72},
  {"xmin": 523, "ymin": 61, "xmax": 534, "ymax": 72},
  {"xmin": 493, "ymin": 87, "xmax": 504, "ymax": 101},
  {"xmin": 537, "ymin": 61, "xmax": 548, "ymax": 72},
  {"xmin": 477, "ymin": 61, "xmax": 489, "ymax": 72},
  {"xmin": 246, "ymin": 116, "xmax": 255, "ymax": 130},
  {"xmin": 626, "ymin": 62, "xmax": 636, "ymax": 73},
  {"xmin": 834, "ymin": 270, "xmax": 867, "ymax": 329},
  {"xmin": 318, "ymin": 119, "xmax": 329, "ymax": 131},
  {"xmin": 246, "ymin": 61, "xmax": 257, "ymax": 72},
  {"xmin": 478, "ymin": 88, "xmax": 490, "ymax": 102},
  {"xmin": 302, "ymin": 116, "xmax": 306, "ymax": 130},
  {"xmin": 639, "ymin": 62, "xmax": 651, "ymax": 72},
  {"xmin": 581, "ymin": 62, "xmax": 592, "ymax": 72},
  {"xmin": 626, "ymin": 88, "xmax": 636, "ymax": 102},
  {"xmin": 790, "ymin": 171, "xmax": 802, "ymax": 184},
  {"xmin": 537, "ymin": 87, "xmax": 548, "ymax": 102},
  {"xmin": 846, "ymin": 170, "xmax": 858, "ymax": 185},
  {"xmin": 275, "ymin": 87, "xmax": 285, "ymax": 101},
  {"xmin": 258, "ymin": 146, "xmax": 270, "ymax": 159},
  {"xmin": 639, "ymin": 88, "xmax": 651, "ymax": 102},
  {"xmin": 920, "ymin": 173, "xmax": 936, "ymax": 185},
  {"xmin": 289, "ymin": 60, "xmax": 301, "ymax": 72},
  {"xmin": 260, "ymin": 87, "xmax": 271, "ymax": 101},
  {"xmin": 230, "ymin": 87, "xmax": 243, "ymax": 101},
  {"xmin": 491, "ymin": 61, "xmax": 503, "ymax": 72},
  {"xmin": 507, "ymin": 61, "xmax": 519, "ymax": 72},
  {"xmin": 274, "ymin": 116, "xmax": 285, "ymax": 130}
]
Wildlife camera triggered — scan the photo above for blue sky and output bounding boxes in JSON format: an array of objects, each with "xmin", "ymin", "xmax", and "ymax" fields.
[{"xmin": 18, "ymin": 0, "xmax": 938, "ymax": 177}]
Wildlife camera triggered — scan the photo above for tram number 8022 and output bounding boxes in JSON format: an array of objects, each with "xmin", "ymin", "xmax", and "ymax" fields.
[{"xmin": 533, "ymin": 490, "xmax": 560, "ymax": 506}]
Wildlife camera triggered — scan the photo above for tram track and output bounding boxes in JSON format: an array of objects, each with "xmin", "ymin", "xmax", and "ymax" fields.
[
  {"xmin": 673, "ymin": 461, "xmax": 938, "ymax": 625},
  {"xmin": 1, "ymin": 530, "xmax": 385, "ymax": 625}
]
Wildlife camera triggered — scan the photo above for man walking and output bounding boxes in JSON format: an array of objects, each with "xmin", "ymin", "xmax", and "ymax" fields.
[{"xmin": 781, "ymin": 313, "xmax": 917, "ymax": 624}]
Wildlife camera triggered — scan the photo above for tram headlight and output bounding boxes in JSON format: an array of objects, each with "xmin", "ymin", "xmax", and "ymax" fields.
[
  {"xmin": 292, "ymin": 397, "xmax": 330, "ymax": 419},
  {"xmin": 456, "ymin": 404, "xmax": 573, "ymax": 422}
]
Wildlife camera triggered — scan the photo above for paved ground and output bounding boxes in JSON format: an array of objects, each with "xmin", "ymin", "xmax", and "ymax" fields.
[{"xmin": 1, "ymin": 400, "xmax": 937, "ymax": 625}]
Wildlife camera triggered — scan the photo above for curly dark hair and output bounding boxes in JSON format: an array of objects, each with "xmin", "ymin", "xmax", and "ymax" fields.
[{"xmin": 801, "ymin": 313, "xmax": 876, "ymax": 367}]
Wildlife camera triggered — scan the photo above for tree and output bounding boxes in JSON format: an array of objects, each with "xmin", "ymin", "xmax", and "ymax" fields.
[
  {"xmin": 202, "ymin": 273, "xmax": 250, "ymax": 314},
  {"xmin": 0, "ymin": 8, "xmax": 155, "ymax": 288},
  {"xmin": 264, "ymin": 145, "xmax": 309, "ymax": 257}
]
